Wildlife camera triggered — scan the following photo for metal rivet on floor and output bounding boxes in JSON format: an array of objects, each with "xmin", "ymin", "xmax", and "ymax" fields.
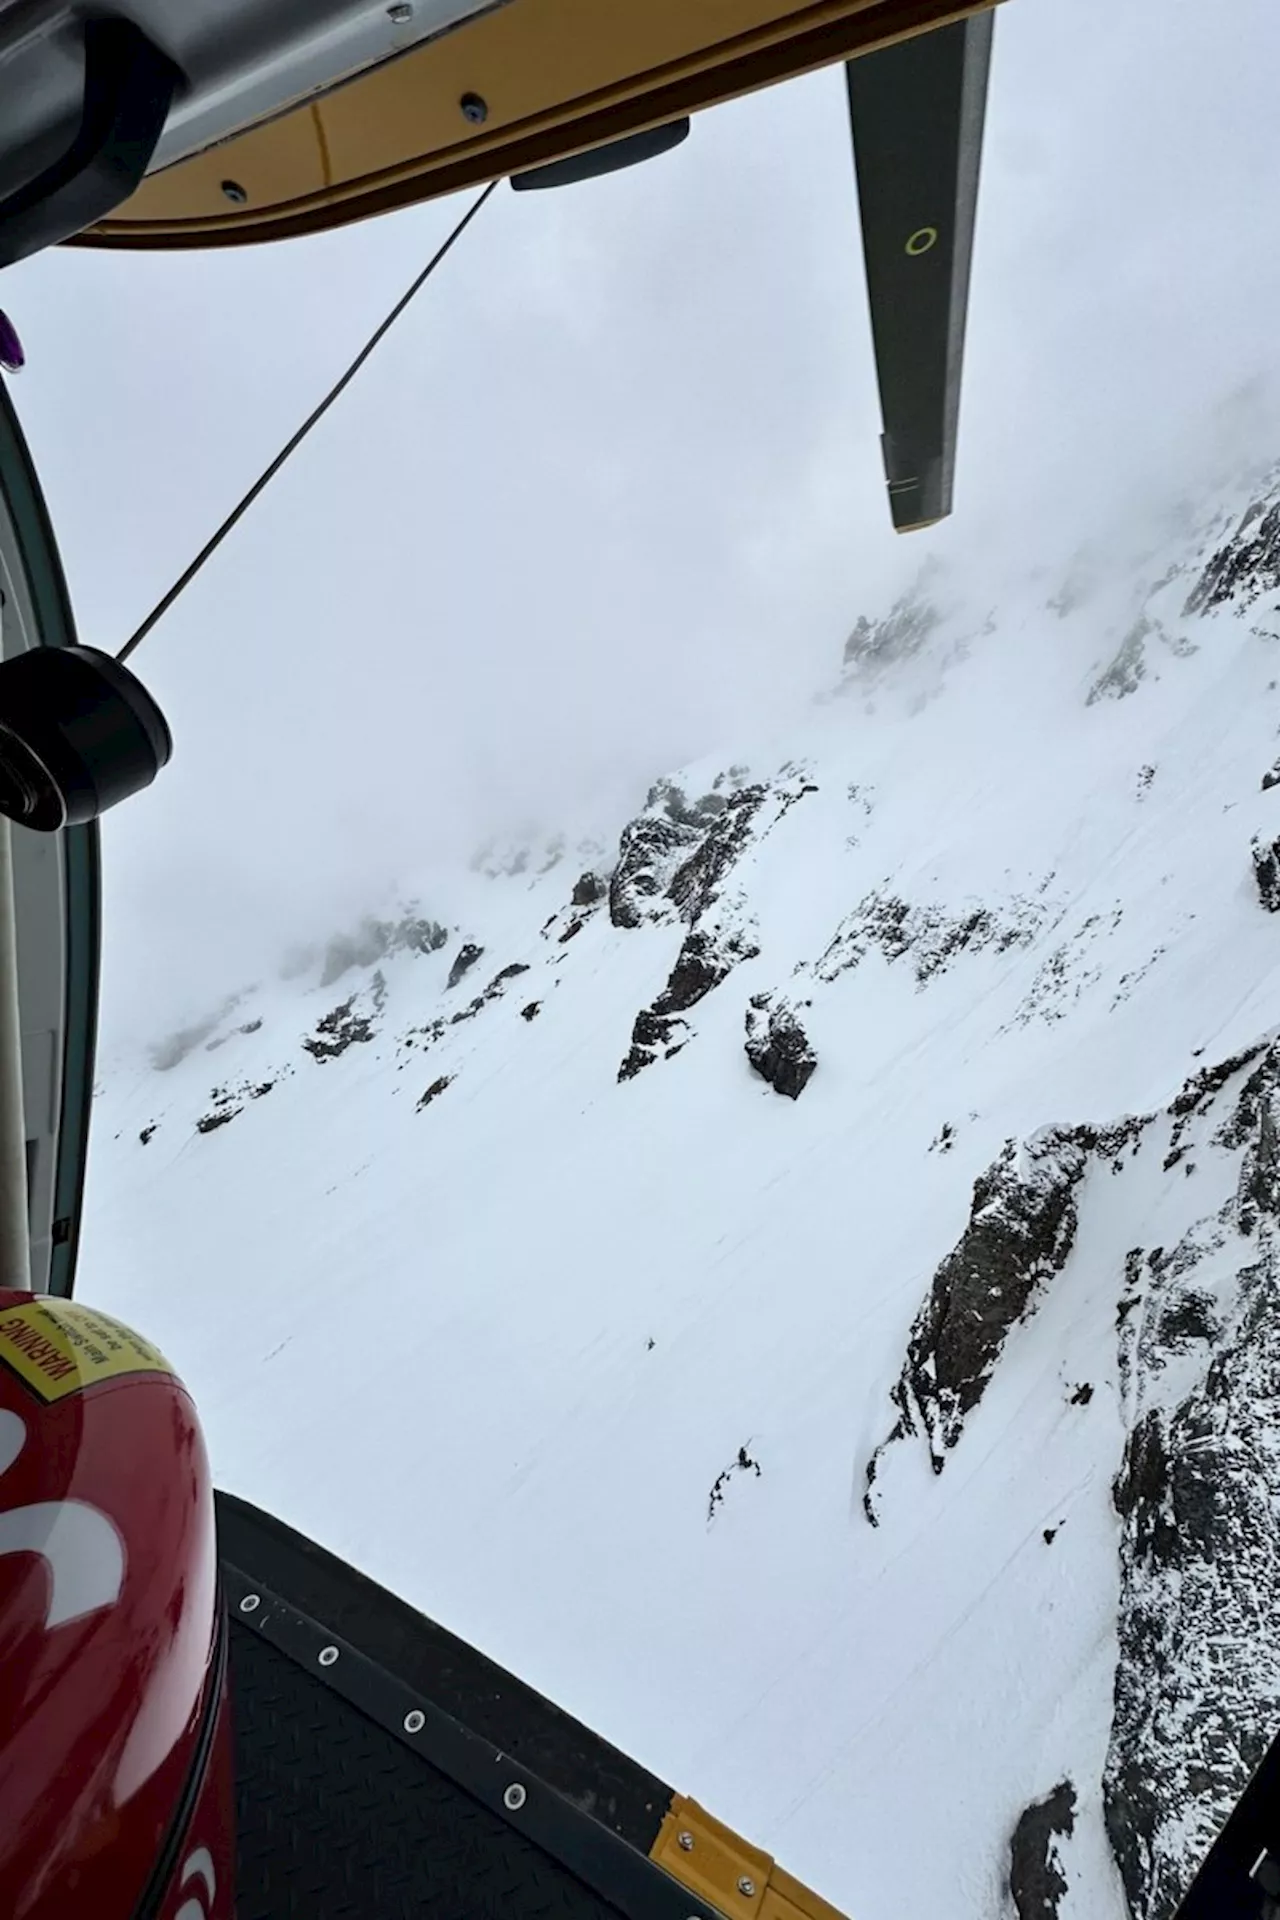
[
  {"xmin": 677, "ymin": 1832, "xmax": 695, "ymax": 1852},
  {"xmin": 318, "ymin": 1645, "xmax": 339, "ymax": 1667},
  {"xmin": 387, "ymin": 2, "xmax": 413, "ymax": 18},
  {"xmin": 238, "ymin": 1593, "xmax": 261, "ymax": 1613},
  {"xmin": 404, "ymin": 1709, "xmax": 425, "ymax": 1734},
  {"xmin": 221, "ymin": 179, "xmax": 248, "ymax": 204},
  {"xmin": 503, "ymin": 1783, "xmax": 527, "ymax": 1811},
  {"xmin": 460, "ymin": 92, "xmax": 488, "ymax": 124},
  {"xmin": 737, "ymin": 1878, "xmax": 757, "ymax": 1898}
]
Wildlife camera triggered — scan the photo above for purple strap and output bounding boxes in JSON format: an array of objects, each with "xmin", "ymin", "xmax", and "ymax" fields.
[{"xmin": 0, "ymin": 312, "xmax": 24, "ymax": 373}]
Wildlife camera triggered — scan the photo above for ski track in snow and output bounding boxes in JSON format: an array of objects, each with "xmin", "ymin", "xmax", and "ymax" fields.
[{"xmin": 83, "ymin": 466, "xmax": 1280, "ymax": 1920}]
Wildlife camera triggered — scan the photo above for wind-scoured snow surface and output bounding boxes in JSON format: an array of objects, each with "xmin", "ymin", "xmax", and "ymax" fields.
[{"xmin": 85, "ymin": 467, "xmax": 1280, "ymax": 1919}]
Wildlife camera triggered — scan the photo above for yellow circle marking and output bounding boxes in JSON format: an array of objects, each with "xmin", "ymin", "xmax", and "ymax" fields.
[{"xmin": 905, "ymin": 226, "xmax": 938, "ymax": 257}]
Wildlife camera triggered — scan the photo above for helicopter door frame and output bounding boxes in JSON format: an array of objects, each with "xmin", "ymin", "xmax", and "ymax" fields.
[{"xmin": 0, "ymin": 380, "xmax": 100, "ymax": 1298}]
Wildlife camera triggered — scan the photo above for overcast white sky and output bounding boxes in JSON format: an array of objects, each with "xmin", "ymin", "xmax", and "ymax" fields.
[{"xmin": 6, "ymin": 0, "xmax": 1280, "ymax": 1038}]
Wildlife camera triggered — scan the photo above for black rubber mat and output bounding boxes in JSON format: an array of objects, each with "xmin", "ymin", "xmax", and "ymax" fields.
[
  {"xmin": 216, "ymin": 1494, "xmax": 718, "ymax": 1920},
  {"xmin": 230, "ymin": 1626, "xmax": 626, "ymax": 1920},
  {"xmin": 216, "ymin": 1494, "xmax": 668, "ymax": 1851}
]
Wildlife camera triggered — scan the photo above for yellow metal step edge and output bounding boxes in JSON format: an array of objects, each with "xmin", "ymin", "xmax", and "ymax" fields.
[{"xmin": 651, "ymin": 1795, "xmax": 849, "ymax": 1920}]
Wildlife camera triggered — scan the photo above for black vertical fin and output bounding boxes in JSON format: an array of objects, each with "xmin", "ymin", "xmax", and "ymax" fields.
[{"xmin": 846, "ymin": 10, "xmax": 994, "ymax": 531}]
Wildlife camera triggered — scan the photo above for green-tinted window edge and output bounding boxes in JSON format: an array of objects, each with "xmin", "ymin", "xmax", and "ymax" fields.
[{"xmin": 0, "ymin": 383, "xmax": 100, "ymax": 1299}]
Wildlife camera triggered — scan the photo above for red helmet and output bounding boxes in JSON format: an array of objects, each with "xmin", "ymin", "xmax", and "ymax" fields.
[{"xmin": 0, "ymin": 1291, "xmax": 234, "ymax": 1919}]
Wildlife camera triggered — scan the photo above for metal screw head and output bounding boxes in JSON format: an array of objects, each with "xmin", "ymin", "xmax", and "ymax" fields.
[
  {"xmin": 503, "ymin": 1783, "xmax": 527, "ymax": 1811},
  {"xmin": 318, "ymin": 1645, "xmax": 339, "ymax": 1667},
  {"xmin": 221, "ymin": 179, "xmax": 248, "ymax": 204},
  {"xmin": 677, "ymin": 1831, "xmax": 695, "ymax": 1852},
  {"xmin": 403, "ymin": 1709, "xmax": 425, "ymax": 1734},
  {"xmin": 459, "ymin": 92, "xmax": 488, "ymax": 125},
  {"xmin": 238, "ymin": 1592, "xmax": 261, "ymax": 1613},
  {"xmin": 737, "ymin": 1878, "xmax": 757, "ymax": 1898},
  {"xmin": 387, "ymin": 2, "xmax": 413, "ymax": 19}
]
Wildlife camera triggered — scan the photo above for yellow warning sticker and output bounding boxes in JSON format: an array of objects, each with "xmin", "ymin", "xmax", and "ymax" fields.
[{"xmin": 0, "ymin": 1300, "xmax": 173, "ymax": 1404}]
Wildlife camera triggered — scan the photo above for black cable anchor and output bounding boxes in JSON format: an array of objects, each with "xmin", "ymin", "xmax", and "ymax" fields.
[{"xmin": 0, "ymin": 646, "xmax": 171, "ymax": 831}]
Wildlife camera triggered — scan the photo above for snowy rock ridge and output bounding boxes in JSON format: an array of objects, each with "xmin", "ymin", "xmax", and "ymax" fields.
[{"xmin": 87, "ymin": 461, "xmax": 1280, "ymax": 1920}]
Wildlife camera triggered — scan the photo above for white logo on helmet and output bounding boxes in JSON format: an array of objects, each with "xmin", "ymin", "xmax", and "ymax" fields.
[
  {"xmin": 0, "ymin": 1408, "xmax": 125, "ymax": 1626},
  {"xmin": 174, "ymin": 1846, "xmax": 217, "ymax": 1919}
]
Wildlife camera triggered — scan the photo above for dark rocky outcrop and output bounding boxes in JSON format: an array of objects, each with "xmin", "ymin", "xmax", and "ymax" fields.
[
  {"xmin": 1229, "ymin": 1052, "xmax": 1280, "ymax": 1235},
  {"xmin": 815, "ymin": 891, "xmax": 1043, "ymax": 989},
  {"xmin": 661, "ymin": 927, "xmax": 757, "ymax": 1012},
  {"xmin": 853, "ymin": 1045, "xmax": 1280, "ymax": 1907},
  {"xmin": 520, "ymin": 1002, "xmax": 541, "ymax": 1022},
  {"xmin": 609, "ymin": 770, "xmax": 814, "ymax": 935},
  {"xmin": 618, "ymin": 1009, "xmax": 688, "ymax": 1083},
  {"xmin": 1105, "ymin": 1281, "xmax": 1280, "ymax": 1918},
  {"xmin": 571, "ymin": 871, "xmax": 605, "ymax": 908},
  {"xmin": 609, "ymin": 814, "xmax": 703, "ymax": 930},
  {"xmin": 744, "ymin": 996, "xmax": 816, "ymax": 1099},
  {"xmin": 1102, "ymin": 1042, "xmax": 1280, "ymax": 1919},
  {"xmin": 1252, "ymin": 835, "xmax": 1280, "ymax": 911},
  {"xmin": 416, "ymin": 1075, "xmax": 452, "ymax": 1111},
  {"xmin": 865, "ymin": 1128, "xmax": 1102, "ymax": 1515},
  {"xmin": 1165, "ymin": 1040, "xmax": 1268, "ymax": 1167},
  {"xmin": 138, "ymin": 1123, "xmax": 157, "ymax": 1146},
  {"xmin": 303, "ymin": 973, "xmax": 387, "ymax": 1062},
  {"xmin": 451, "ymin": 962, "xmax": 531, "ymax": 1027},
  {"xmin": 397, "ymin": 1017, "xmax": 445, "ymax": 1059},
  {"xmin": 618, "ymin": 924, "xmax": 759, "ymax": 1082},
  {"xmin": 194, "ymin": 1065, "xmax": 289, "ymax": 1132},
  {"xmin": 1184, "ymin": 496, "xmax": 1280, "ymax": 615},
  {"xmin": 609, "ymin": 776, "xmax": 779, "ymax": 931},
  {"xmin": 707, "ymin": 1445, "xmax": 762, "ymax": 1523},
  {"xmin": 611, "ymin": 772, "xmax": 824, "ymax": 1079},
  {"xmin": 1010, "ymin": 1782, "xmax": 1076, "ymax": 1920},
  {"xmin": 668, "ymin": 786, "xmax": 768, "ymax": 923},
  {"xmin": 447, "ymin": 942, "xmax": 484, "ymax": 989},
  {"xmin": 539, "ymin": 872, "xmax": 609, "ymax": 944},
  {"xmin": 399, "ymin": 955, "xmax": 538, "ymax": 1056}
]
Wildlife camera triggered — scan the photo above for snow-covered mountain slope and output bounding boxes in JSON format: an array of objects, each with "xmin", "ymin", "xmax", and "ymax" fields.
[{"xmin": 83, "ymin": 468, "xmax": 1280, "ymax": 1920}]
